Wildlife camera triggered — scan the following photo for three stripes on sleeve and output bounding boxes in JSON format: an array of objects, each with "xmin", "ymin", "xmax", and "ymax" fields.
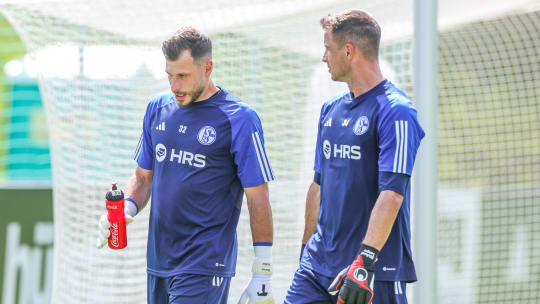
[
  {"xmin": 393, "ymin": 120, "xmax": 408, "ymax": 174},
  {"xmin": 251, "ymin": 131, "xmax": 274, "ymax": 183}
]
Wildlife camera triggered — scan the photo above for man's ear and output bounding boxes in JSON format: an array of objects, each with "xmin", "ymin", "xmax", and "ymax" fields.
[
  {"xmin": 345, "ymin": 43, "xmax": 354, "ymax": 59},
  {"xmin": 205, "ymin": 59, "xmax": 213, "ymax": 76}
]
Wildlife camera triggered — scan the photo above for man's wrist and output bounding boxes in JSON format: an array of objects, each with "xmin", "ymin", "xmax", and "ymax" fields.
[
  {"xmin": 253, "ymin": 243, "xmax": 272, "ymax": 275},
  {"xmin": 125, "ymin": 198, "xmax": 138, "ymax": 217},
  {"xmin": 253, "ymin": 242, "xmax": 272, "ymax": 258},
  {"xmin": 357, "ymin": 244, "xmax": 379, "ymax": 269}
]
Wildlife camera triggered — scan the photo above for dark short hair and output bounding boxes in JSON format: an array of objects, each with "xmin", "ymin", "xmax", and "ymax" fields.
[
  {"xmin": 320, "ymin": 9, "xmax": 381, "ymax": 59},
  {"xmin": 162, "ymin": 26, "xmax": 212, "ymax": 62}
]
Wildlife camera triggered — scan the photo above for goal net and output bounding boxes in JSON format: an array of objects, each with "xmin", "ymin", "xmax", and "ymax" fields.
[
  {"xmin": 0, "ymin": 0, "xmax": 538, "ymax": 303},
  {"xmin": 437, "ymin": 8, "xmax": 540, "ymax": 304}
]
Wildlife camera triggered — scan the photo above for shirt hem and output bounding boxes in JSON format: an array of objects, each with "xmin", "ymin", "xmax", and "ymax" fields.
[
  {"xmin": 241, "ymin": 178, "xmax": 274, "ymax": 188},
  {"xmin": 136, "ymin": 159, "xmax": 152, "ymax": 171},
  {"xmin": 379, "ymin": 168, "xmax": 412, "ymax": 177},
  {"xmin": 147, "ymin": 267, "xmax": 235, "ymax": 278},
  {"xmin": 300, "ymin": 261, "xmax": 416, "ymax": 282},
  {"xmin": 374, "ymin": 275, "xmax": 417, "ymax": 282}
]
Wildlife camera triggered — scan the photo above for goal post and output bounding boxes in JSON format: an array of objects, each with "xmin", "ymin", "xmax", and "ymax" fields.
[{"xmin": 412, "ymin": 0, "xmax": 438, "ymax": 303}]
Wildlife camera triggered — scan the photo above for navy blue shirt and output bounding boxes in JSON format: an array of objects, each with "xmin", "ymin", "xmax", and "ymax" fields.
[
  {"xmin": 302, "ymin": 80, "xmax": 424, "ymax": 282},
  {"xmin": 134, "ymin": 88, "xmax": 274, "ymax": 277}
]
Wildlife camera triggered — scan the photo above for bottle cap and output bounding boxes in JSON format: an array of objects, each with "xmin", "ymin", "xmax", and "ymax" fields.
[{"xmin": 106, "ymin": 182, "xmax": 124, "ymax": 201}]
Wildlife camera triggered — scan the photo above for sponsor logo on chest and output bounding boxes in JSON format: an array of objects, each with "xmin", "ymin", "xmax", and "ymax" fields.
[
  {"xmin": 155, "ymin": 143, "xmax": 206, "ymax": 168},
  {"xmin": 322, "ymin": 139, "xmax": 361, "ymax": 160}
]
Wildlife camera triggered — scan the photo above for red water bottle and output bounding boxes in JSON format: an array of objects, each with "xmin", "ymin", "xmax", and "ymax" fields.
[{"xmin": 105, "ymin": 182, "xmax": 127, "ymax": 249}]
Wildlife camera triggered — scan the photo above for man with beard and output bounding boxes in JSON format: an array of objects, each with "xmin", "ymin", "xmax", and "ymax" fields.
[{"xmin": 96, "ymin": 27, "xmax": 275, "ymax": 304}]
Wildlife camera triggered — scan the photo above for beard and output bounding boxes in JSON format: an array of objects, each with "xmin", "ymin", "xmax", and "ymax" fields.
[{"xmin": 174, "ymin": 79, "xmax": 206, "ymax": 107}]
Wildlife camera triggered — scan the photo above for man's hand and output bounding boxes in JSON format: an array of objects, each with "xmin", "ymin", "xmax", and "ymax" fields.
[
  {"xmin": 96, "ymin": 198, "xmax": 138, "ymax": 248},
  {"xmin": 238, "ymin": 245, "xmax": 275, "ymax": 304},
  {"xmin": 237, "ymin": 274, "xmax": 274, "ymax": 304},
  {"xmin": 328, "ymin": 244, "xmax": 379, "ymax": 304}
]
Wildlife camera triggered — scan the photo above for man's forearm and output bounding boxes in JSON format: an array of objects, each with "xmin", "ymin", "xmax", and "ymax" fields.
[
  {"xmin": 302, "ymin": 182, "xmax": 320, "ymax": 244},
  {"xmin": 362, "ymin": 190, "xmax": 403, "ymax": 250},
  {"xmin": 123, "ymin": 167, "xmax": 152, "ymax": 212},
  {"xmin": 245, "ymin": 183, "xmax": 273, "ymax": 243}
]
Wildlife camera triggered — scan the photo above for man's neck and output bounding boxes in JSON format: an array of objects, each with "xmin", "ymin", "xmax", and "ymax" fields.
[
  {"xmin": 197, "ymin": 80, "xmax": 219, "ymax": 102},
  {"xmin": 346, "ymin": 61, "xmax": 384, "ymax": 98}
]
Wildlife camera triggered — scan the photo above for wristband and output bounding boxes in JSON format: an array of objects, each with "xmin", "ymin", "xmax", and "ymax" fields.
[
  {"xmin": 358, "ymin": 244, "xmax": 379, "ymax": 270},
  {"xmin": 253, "ymin": 242, "xmax": 272, "ymax": 275},
  {"xmin": 125, "ymin": 198, "xmax": 138, "ymax": 217},
  {"xmin": 253, "ymin": 242, "xmax": 272, "ymax": 258}
]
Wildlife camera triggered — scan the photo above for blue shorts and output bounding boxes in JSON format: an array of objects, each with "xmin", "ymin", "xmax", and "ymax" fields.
[
  {"xmin": 147, "ymin": 273, "xmax": 230, "ymax": 304},
  {"xmin": 284, "ymin": 265, "xmax": 408, "ymax": 304}
]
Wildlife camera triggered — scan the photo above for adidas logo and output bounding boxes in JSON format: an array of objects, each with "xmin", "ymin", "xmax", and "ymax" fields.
[
  {"xmin": 212, "ymin": 276, "xmax": 224, "ymax": 287},
  {"xmin": 324, "ymin": 118, "xmax": 332, "ymax": 127},
  {"xmin": 156, "ymin": 122, "xmax": 165, "ymax": 131}
]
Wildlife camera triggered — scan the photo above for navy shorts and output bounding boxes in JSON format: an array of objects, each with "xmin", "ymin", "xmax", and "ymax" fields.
[
  {"xmin": 147, "ymin": 273, "xmax": 230, "ymax": 304},
  {"xmin": 284, "ymin": 265, "xmax": 408, "ymax": 304}
]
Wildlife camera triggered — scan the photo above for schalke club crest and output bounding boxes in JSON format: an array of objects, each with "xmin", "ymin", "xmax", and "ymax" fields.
[
  {"xmin": 353, "ymin": 116, "xmax": 369, "ymax": 136},
  {"xmin": 197, "ymin": 126, "xmax": 217, "ymax": 145}
]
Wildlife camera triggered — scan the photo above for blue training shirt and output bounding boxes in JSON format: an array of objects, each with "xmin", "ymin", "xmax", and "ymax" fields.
[
  {"xmin": 134, "ymin": 88, "xmax": 274, "ymax": 277},
  {"xmin": 302, "ymin": 80, "xmax": 424, "ymax": 282}
]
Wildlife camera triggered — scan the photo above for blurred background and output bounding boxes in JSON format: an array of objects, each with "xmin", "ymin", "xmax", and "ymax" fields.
[{"xmin": 0, "ymin": 0, "xmax": 538, "ymax": 303}]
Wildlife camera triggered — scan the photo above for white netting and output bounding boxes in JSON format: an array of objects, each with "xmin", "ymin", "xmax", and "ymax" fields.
[
  {"xmin": 0, "ymin": 0, "xmax": 538, "ymax": 303},
  {"xmin": 437, "ymin": 10, "xmax": 540, "ymax": 304}
]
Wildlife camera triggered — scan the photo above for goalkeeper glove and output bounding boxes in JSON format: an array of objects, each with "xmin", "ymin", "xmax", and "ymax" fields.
[
  {"xmin": 96, "ymin": 197, "xmax": 138, "ymax": 248},
  {"xmin": 328, "ymin": 244, "xmax": 379, "ymax": 304},
  {"xmin": 238, "ymin": 244, "xmax": 275, "ymax": 304}
]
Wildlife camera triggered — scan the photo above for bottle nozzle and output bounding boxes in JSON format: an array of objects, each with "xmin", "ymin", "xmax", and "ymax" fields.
[{"xmin": 112, "ymin": 182, "xmax": 117, "ymax": 190}]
